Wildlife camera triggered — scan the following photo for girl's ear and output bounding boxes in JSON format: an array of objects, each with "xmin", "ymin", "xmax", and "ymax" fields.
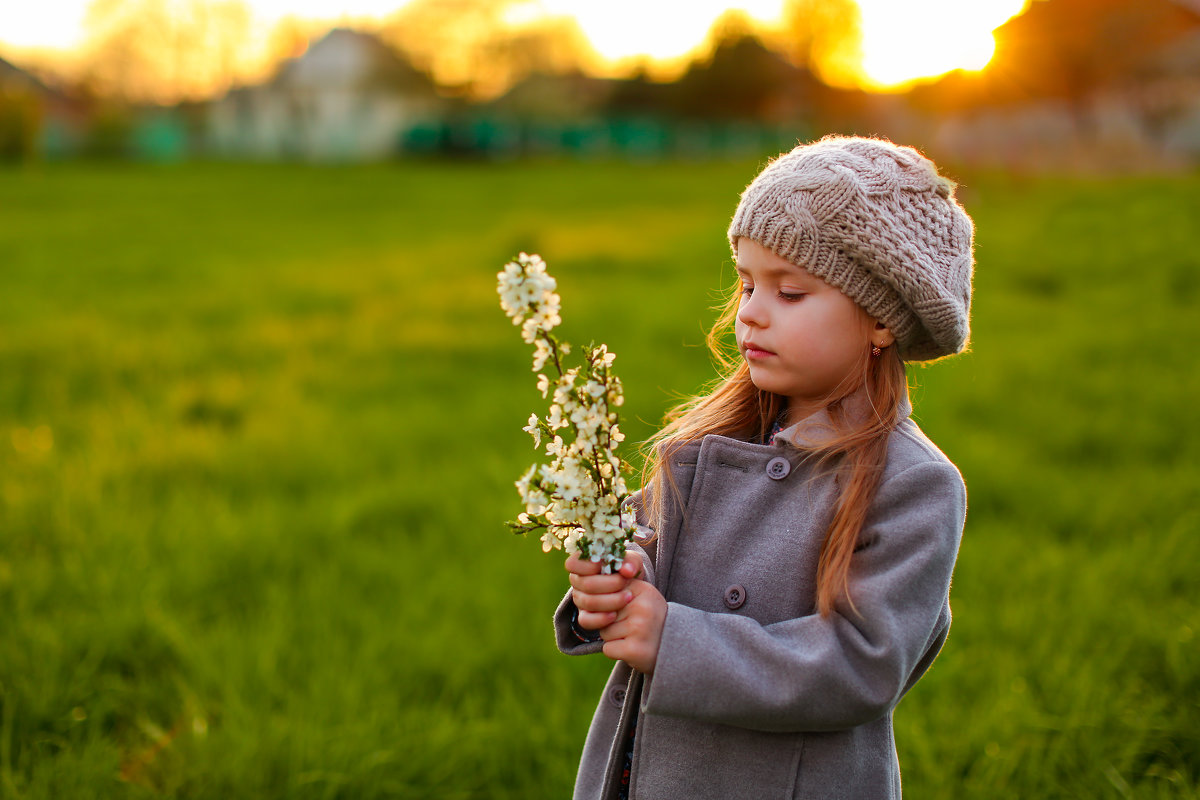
[{"xmin": 870, "ymin": 320, "xmax": 896, "ymax": 350}]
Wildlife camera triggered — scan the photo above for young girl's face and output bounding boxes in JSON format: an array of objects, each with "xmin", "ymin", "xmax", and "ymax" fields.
[{"xmin": 734, "ymin": 238, "xmax": 877, "ymax": 423}]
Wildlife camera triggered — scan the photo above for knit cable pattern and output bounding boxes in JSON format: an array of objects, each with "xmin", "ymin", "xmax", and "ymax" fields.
[{"xmin": 728, "ymin": 136, "xmax": 975, "ymax": 361}]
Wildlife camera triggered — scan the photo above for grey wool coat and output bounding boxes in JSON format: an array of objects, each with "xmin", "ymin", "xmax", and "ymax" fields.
[{"xmin": 554, "ymin": 400, "xmax": 966, "ymax": 800}]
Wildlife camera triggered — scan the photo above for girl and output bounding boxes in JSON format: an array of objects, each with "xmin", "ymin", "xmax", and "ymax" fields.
[{"xmin": 556, "ymin": 135, "xmax": 974, "ymax": 800}]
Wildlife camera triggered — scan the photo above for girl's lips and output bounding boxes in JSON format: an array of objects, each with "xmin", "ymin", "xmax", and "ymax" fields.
[{"xmin": 742, "ymin": 343, "xmax": 775, "ymax": 360}]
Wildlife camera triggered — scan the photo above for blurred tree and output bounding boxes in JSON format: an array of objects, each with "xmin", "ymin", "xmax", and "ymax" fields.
[
  {"xmin": 263, "ymin": 15, "xmax": 314, "ymax": 66},
  {"xmin": 383, "ymin": 0, "xmax": 596, "ymax": 98},
  {"xmin": 79, "ymin": 0, "xmax": 253, "ymax": 103},
  {"xmin": 988, "ymin": 0, "xmax": 1200, "ymax": 103},
  {"xmin": 0, "ymin": 85, "xmax": 42, "ymax": 161},
  {"xmin": 82, "ymin": 102, "xmax": 136, "ymax": 158},
  {"xmin": 774, "ymin": 0, "xmax": 864, "ymax": 88},
  {"xmin": 0, "ymin": 56, "xmax": 51, "ymax": 161},
  {"xmin": 604, "ymin": 67, "xmax": 668, "ymax": 118},
  {"xmin": 666, "ymin": 12, "xmax": 819, "ymax": 121},
  {"xmin": 909, "ymin": 0, "xmax": 1200, "ymax": 115}
]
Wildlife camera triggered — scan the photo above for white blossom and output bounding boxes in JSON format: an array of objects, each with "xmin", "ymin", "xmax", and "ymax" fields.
[
  {"xmin": 524, "ymin": 489, "xmax": 549, "ymax": 516},
  {"xmin": 497, "ymin": 252, "xmax": 637, "ymax": 573},
  {"xmin": 522, "ymin": 413, "xmax": 541, "ymax": 448},
  {"xmin": 563, "ymin": 527, "xmax": 583, "ymax": 553},
  {"xmin": 532, "ymin": 341, "xmax": 553, "ymax": 372},
  {"xmin": 520, "ymin": 317, "xmax": 541, "ymax": 344},
  {"xmin": 497, "ymin": 252, "xmax": 562, "ymax": 338},
  {"xmin": 515, "ymin": 464, "xmax": 536, "ymax": 499}
]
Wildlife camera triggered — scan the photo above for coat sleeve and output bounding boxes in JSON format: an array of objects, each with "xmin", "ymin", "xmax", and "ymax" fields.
[
  {"xmin": 553, "ymin": 489, "xmax": 659, "ymax": 655},
  {"xmin": 641, "ymin": 459, "xmax": 965, "ymax": 732}
]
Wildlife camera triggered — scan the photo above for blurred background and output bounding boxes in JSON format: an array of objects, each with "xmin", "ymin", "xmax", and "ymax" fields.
[
  {"xmin": 3, "ymin": 0, "xmax": 1200, "ymax": 167},
  {"xmin": 2, "ymin": 1, "xmax": 1198, "ymax": 798}
]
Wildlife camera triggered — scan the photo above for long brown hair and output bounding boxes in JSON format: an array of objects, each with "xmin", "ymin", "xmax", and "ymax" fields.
[{"xmin": 641, "ymin": 274, "xmax": 909, "ymax": 618}]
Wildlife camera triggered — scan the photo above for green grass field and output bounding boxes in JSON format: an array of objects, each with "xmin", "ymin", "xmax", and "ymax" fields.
[{"xmin": 1, "ymin": 158, "xmax": 1197, "ymax": 798}]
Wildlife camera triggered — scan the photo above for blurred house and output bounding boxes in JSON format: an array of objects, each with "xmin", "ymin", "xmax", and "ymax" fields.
[
  {"xmin": 0, "ymin": 55, "xmax": 86, "ymax": 160},
  {"xmin": 207, "ymin": 28, "xmax": 443, "ymax": 161},
  {"xmin": 1141, "ymin": 23, "xmax": 1200, "ymax": 160}
]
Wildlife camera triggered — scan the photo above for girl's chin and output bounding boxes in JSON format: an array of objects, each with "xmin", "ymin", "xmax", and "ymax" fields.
[{"xmin": 746, "ymin": 372, "xmax": 787, "ymax": 396}]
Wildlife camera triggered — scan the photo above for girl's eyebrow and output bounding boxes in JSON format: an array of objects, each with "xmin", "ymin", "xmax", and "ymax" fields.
[{"xmin": 736, "ymin": 262, "xmax": 814, "ymax": 281}]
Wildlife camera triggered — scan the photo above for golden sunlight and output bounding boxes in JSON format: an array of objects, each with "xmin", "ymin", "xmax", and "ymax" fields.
[
  {"xmin": 0, "ymin": 0, "xmax": 789, "ymax": 71},
  {"xmin": 535, "ymin": 0, "xmax": 786, "ymax": 63},
  {"xmin": 0, "ymin": 0, "xmax": 401, "ymax": 54},
  {"xmin": 0, "ymin": 0, "xmax": 1034, "ymax": 97},
  {"xmin": 0, "ymin": 1, "xmax": 92, "ymax": 50},
  {"xmin": 854, "ymin": 0, "xmax": 1029, "ymax": 89}
]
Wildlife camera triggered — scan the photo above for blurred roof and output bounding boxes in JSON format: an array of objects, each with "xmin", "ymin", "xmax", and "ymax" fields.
[
  {"xmin": 0, "ymin": 53, "xmax": 84, "ymax": 117},
  {"xmin": 1, "ymin": 54, "xmax": 59, "ymax": 96},
  {"xmin": 268, "ymin": 27, "xmax": 438, "ymax": 97}
]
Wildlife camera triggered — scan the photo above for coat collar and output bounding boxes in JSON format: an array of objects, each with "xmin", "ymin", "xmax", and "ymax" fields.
[{"xmin": 773, "ymin": 390, "xmax": 912, "ymax": 451}]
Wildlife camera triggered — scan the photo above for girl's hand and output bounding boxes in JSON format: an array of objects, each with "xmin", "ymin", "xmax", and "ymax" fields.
[
  {"xmin": 566, "ymin": 551, "xmax": 644, "ymax": 631},
  {"xmin": 600, "ymin": 579, "xmax": 667, "ymax": 675}
]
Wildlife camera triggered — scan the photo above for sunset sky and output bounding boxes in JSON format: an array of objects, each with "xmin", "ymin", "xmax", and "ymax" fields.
[{"xmin": 0, "ymin": 0, "xmax": 1030, "ymax": 92}]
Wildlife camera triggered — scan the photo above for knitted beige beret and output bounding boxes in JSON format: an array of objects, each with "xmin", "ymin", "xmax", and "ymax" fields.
[{"xmin": 728, "ymin": 136, "xmax": 975, "ymax": 361}]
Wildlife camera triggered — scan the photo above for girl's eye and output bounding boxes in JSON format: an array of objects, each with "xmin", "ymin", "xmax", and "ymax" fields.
[
  {"xmin": 779, "ymin": 291, "xmax": 805, "ymax": 302},
  {"xmin": 740, "ymin": 285, "xmax": 754, "ymax": 297}
]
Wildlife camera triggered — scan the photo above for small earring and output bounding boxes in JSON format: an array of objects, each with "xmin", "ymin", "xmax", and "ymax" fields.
[{"xmin": 870, "ymin": 345, "xmax": 883, "ymax": 358}]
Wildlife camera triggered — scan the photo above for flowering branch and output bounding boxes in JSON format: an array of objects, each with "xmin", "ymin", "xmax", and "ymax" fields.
[{"xmin": 497, "ymin": 253, "xmax": 636, "ymax": 574}]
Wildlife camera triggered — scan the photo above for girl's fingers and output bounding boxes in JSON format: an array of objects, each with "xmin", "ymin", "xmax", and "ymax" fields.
[
  {"xmin": 572, "ymin": 587, "xmax": 633, "ymax": 613},
  {"xmin": 598, "ymin": 610, "xmax": 647, "ymax": 642},
  {"xmin": 569, "ymin": 572, "xmax": 631, "ymax": 594},
  {"xmin": 564, "ymin": 553, "xmax": 602, "ymax": 576},
  {"xmin": 576, "ymin": 609, "xmax": 616, "ymax": 630},
  {"xmin": 567, "ymin": 552, "xmax": 644, "ymax": 581},
  {"xmin": 617, "ymin": 552, "xmax": 643, "ymax": 579},
  {"xmin": 598, "ymin": 619, "xmax": 627, "ymax": 641}
]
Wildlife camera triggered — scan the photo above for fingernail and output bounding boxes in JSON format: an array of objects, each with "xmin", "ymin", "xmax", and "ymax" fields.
[{"xmin": 624, "ymin": 591, "xmax": 633, "ymax": 603}]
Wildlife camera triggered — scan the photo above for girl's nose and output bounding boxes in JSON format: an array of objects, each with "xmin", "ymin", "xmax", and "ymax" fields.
[{"xmin": 737, "ymin": 293, "xmax": 766, "ymax": 328}]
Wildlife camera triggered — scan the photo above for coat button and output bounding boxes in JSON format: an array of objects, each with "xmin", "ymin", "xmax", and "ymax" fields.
[
  {"xmin": 608, "ymin": 686, "xmax": 627, "ymax": 708},
  {"xmin": 723, "ymin": 584, "xmax": 747, "ymax": 610},
  {"xmin": 766, "ymin": 456, "xmax": 790, "ymax": 480}
]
